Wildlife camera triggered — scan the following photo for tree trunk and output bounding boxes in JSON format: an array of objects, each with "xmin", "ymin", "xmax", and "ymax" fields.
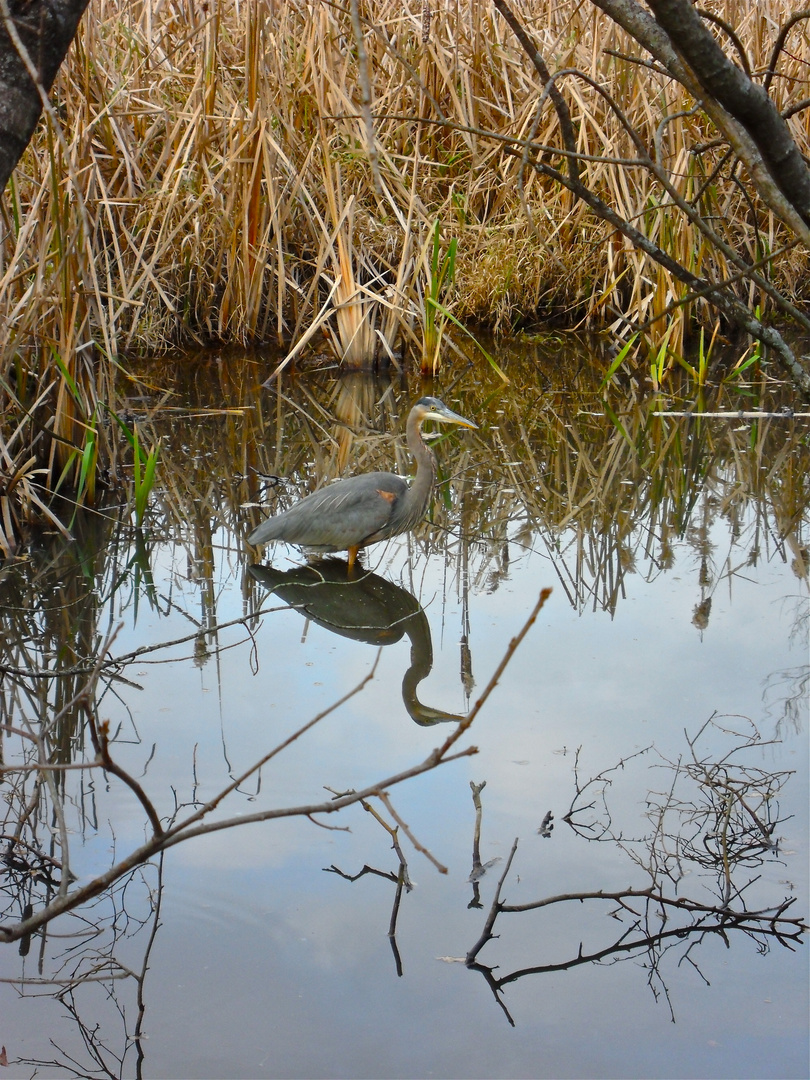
[{"xmin": 0, "ymin": 0, "xmax": 91, "ymax": 192}]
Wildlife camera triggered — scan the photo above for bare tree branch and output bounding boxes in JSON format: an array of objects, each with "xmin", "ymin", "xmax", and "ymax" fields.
[{"xmin": 588, "ymin": 0, "xmax": 810, "ymax": 245}]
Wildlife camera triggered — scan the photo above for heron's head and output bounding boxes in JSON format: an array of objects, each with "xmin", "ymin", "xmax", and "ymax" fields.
[{"xmin": 412, "ymin": 397, "xmax": 477, "ymax": 430}]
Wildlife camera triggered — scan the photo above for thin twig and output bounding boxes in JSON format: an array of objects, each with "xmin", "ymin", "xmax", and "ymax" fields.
[{"xmin": 377, "ymin": 790, "xmax": 448, "ymax": 875}]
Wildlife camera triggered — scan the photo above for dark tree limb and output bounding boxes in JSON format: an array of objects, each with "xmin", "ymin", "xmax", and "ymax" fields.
[
  {"xmin": 646, "ymin": 0, "xmax": 810, "ymax": 225},
  {"xmin": 0, "ymin": 0, "xmax": 90, "ymax": 192},
  {"xmin": 492, "ymin": 0, "xmax": 580, "ymax": 184},
  {"xmin": 764, "ymin": 11, "xmax": 810, "ymax": 94},
  {"xmin": 588, "ymin": 0, "xmax": 810, "ymax": 246}
]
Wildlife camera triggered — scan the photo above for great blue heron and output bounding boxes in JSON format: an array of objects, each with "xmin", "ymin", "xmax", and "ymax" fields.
[{"xmin": 247, "ymin": 396, "xmax": 477, "ymax": 569}]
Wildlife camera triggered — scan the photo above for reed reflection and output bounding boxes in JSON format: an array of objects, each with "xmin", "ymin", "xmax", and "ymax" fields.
[{"xmin": 249, "ymin": 559, "xmax": 464, "ymax": 726}]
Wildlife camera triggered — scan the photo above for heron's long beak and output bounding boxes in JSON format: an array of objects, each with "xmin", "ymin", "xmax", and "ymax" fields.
[{"xmin": 429, "ymin": 406, "xmax": 477, "ymax": 429}]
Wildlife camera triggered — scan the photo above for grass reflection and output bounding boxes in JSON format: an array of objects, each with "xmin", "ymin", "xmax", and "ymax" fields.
[{"xmin": 119, "ymin": 343, "xmax": 808, "ymax": 623}]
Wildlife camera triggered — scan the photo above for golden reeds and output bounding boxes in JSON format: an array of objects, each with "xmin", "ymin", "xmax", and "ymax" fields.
[{"xmin": 1, "ymin": 0, "xmax": 807, "ymax": 360}]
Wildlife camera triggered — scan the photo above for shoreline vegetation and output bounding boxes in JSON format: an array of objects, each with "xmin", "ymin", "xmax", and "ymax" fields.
[
  {"xmin": 1, "ymin": 0, "xmax": 809, "ymax": 548},
  {"xmin": 3, "ymin": 1, "xmax": 809, "ymax": 355}
]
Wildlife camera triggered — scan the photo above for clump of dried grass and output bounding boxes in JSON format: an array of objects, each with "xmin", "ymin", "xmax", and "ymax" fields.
[{"xmin": 3, "ymin": 0, "xmax": 806, "ymax": 361}]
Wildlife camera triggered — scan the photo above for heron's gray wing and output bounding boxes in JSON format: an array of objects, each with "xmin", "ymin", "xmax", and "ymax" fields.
[{"xmin": 249, "ymin": 472, "xmax": 408, "ymax": 548}]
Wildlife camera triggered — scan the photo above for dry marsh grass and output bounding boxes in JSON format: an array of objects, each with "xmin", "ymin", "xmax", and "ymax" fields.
[{"xmin": 2, "ymin": 0, "xmax": 807, "ymax": 361}]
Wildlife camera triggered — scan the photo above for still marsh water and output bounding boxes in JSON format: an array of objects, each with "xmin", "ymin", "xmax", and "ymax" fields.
[{"xmin": 1, "ymin": 340, "xmax": 808, "ymax": 1079}]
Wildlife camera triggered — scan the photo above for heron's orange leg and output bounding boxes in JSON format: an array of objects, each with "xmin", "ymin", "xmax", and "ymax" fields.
[{"xmin": 347, "ymin": 545, "xmax": 359, "ymax": 573}]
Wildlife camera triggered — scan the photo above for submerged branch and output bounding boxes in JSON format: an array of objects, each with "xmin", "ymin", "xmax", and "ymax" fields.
[{"xmin": 0, "ymin": 585, "xmax": 547, "ymax": 943}]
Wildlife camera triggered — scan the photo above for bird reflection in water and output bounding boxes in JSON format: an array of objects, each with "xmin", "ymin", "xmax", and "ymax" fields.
[{"xmin": 249, "ymin": 559, "xmax": 464, "ymax": 726}]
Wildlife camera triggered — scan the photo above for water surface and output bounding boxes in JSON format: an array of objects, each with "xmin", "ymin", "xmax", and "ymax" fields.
[{"xmin": 1, "ymin": 342, "xmax": 807, "ymax": 1079}]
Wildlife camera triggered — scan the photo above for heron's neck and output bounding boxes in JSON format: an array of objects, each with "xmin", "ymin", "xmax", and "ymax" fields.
[{"xmin": 406, "ymin": 410, "xmax": 437, "ymax": 501}]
